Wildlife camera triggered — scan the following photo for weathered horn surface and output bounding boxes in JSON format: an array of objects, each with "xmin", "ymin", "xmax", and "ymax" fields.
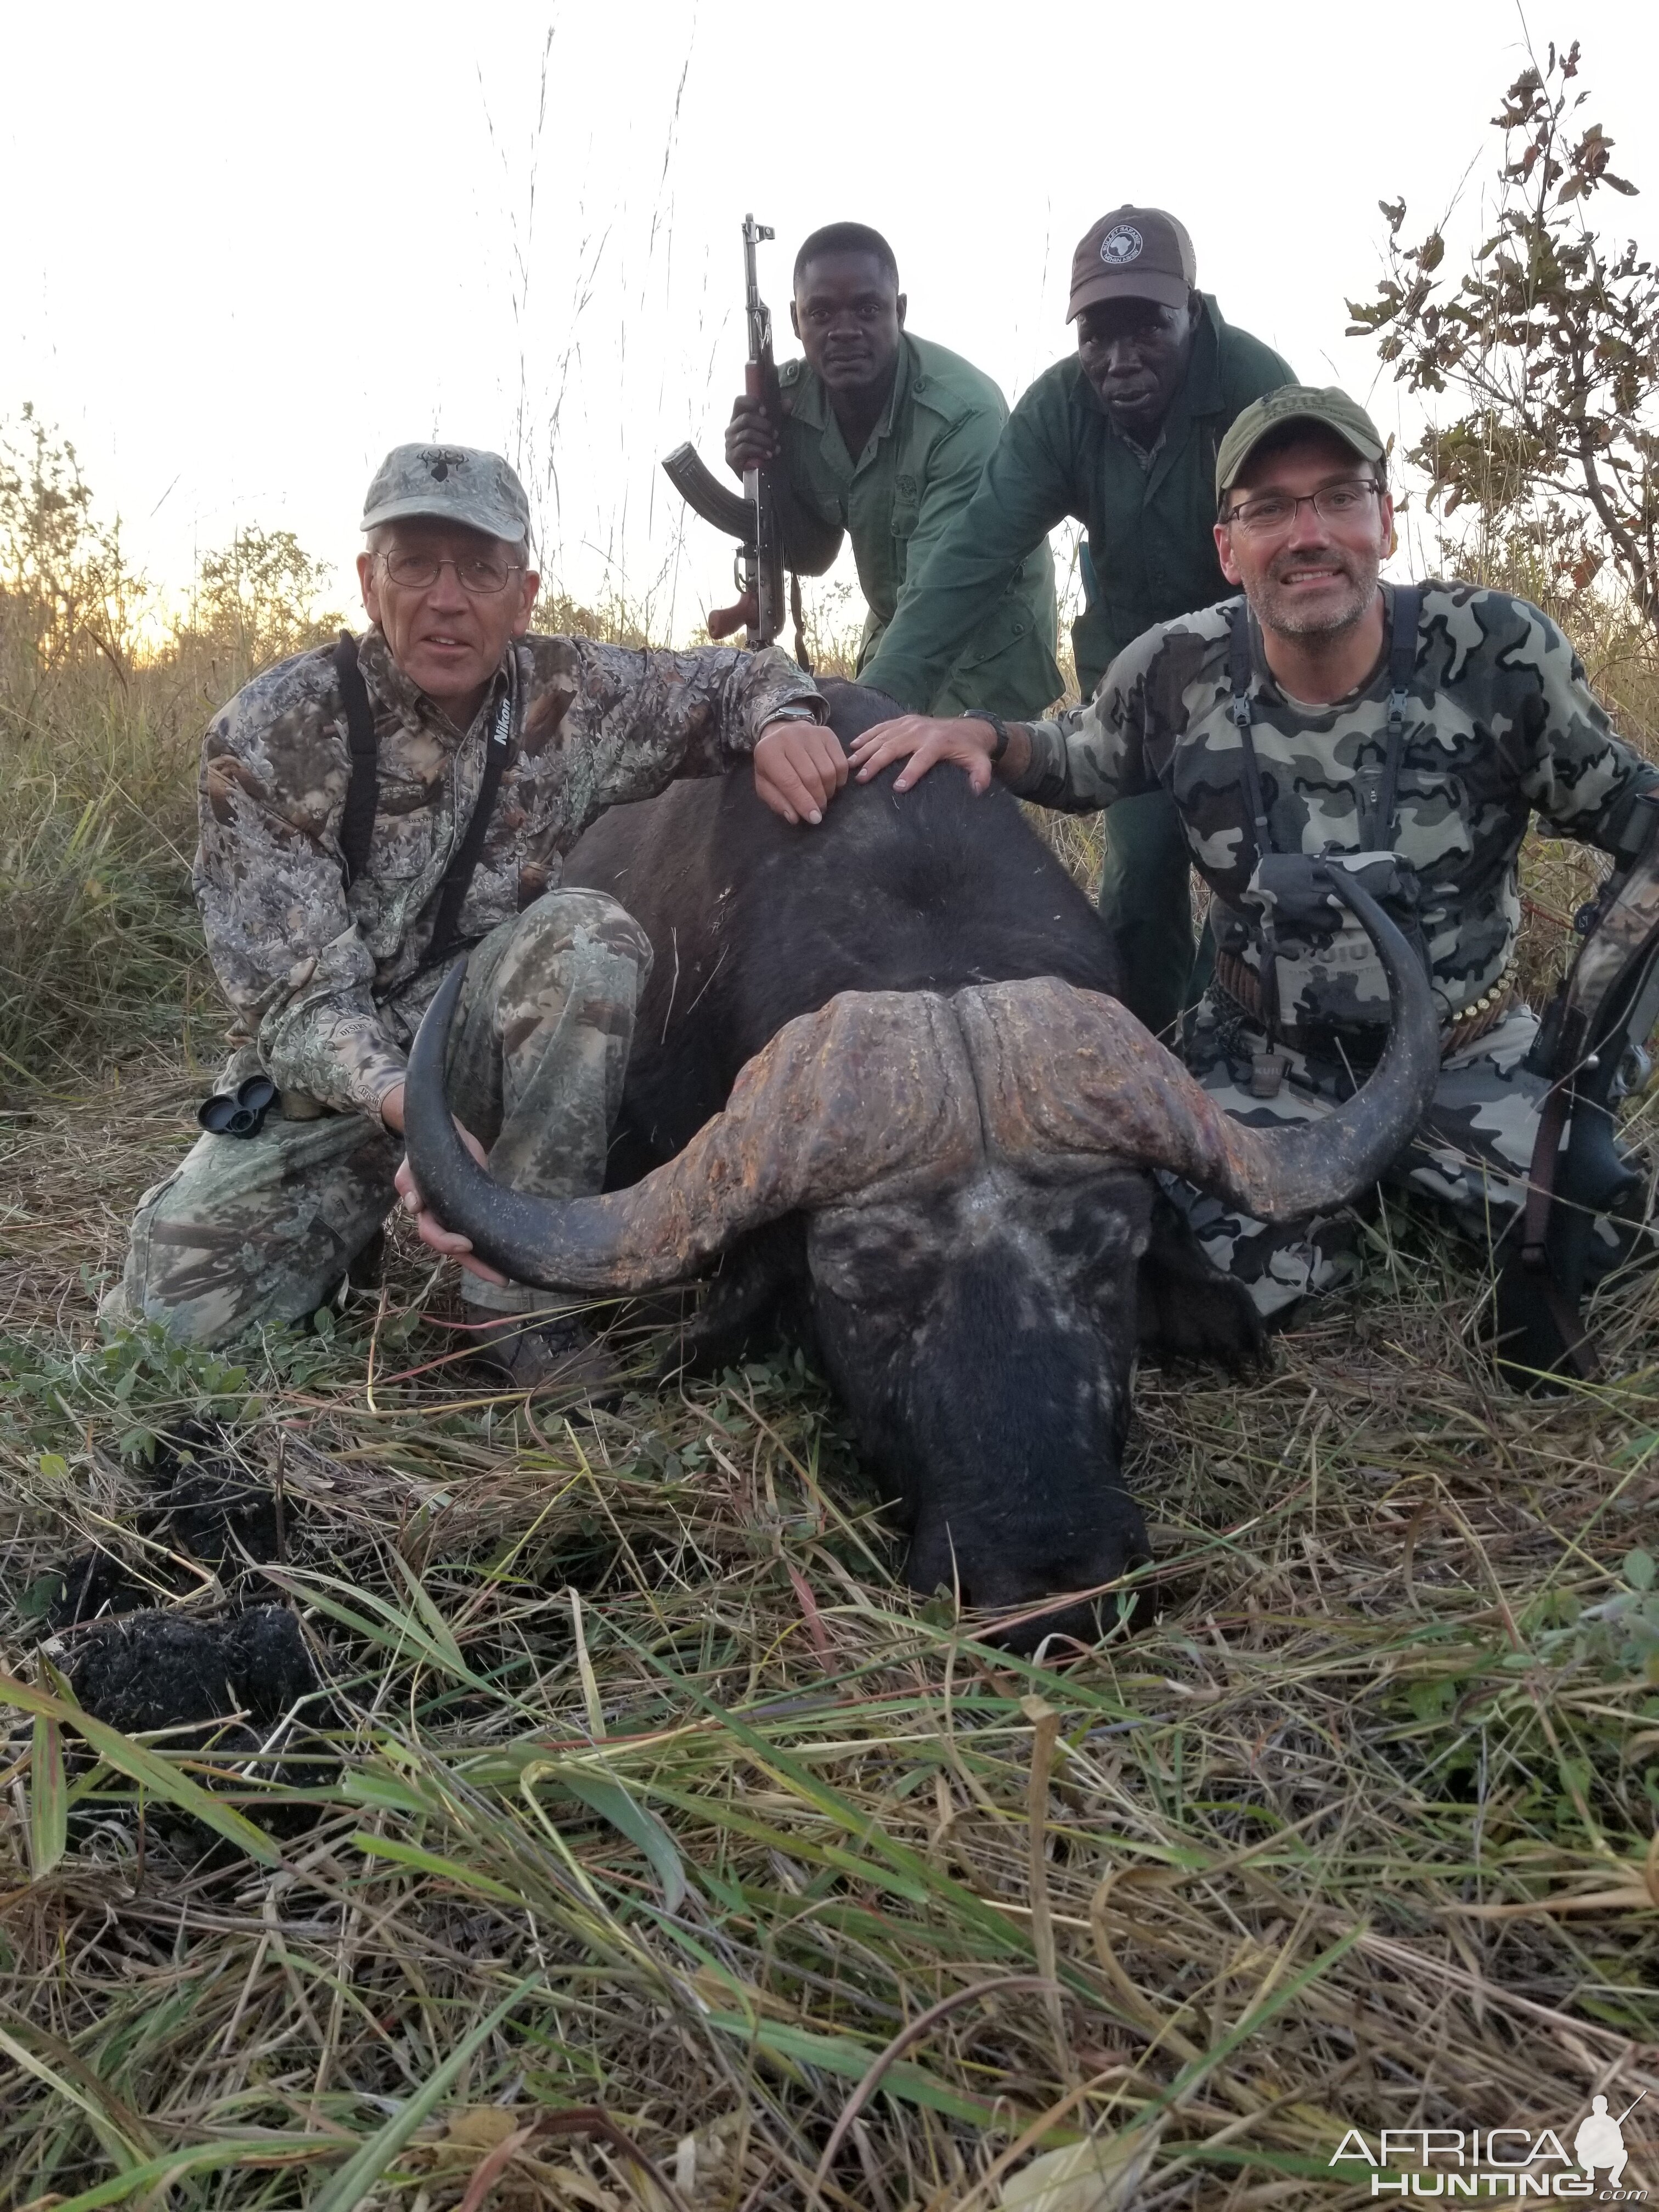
[
  {"xmin": 402, "ymin": 961, "xmax": 982, "ymax": 1291},
  {"xmin": 957, "ymin": 871, "xmax": 1441, "ymax": 1220}
]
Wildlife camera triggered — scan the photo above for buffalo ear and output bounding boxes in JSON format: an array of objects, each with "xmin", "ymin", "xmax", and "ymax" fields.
[
  {"xmin": 672, "ymin": 1218, "xmax": 815, "ymax": 1376},
  {"xmin": 1136, "ymin": 1190, "xmax": 1264, "ymax": 1371}
]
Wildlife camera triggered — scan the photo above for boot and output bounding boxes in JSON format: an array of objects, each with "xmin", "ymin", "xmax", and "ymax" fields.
[{"xmin": 460, "ymin": 1296, "xmax": 623, "ymax": 1407}]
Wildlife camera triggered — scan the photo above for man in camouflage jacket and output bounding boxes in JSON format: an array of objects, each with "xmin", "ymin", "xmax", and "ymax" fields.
[
  {"xmin": 108, "ymin": 443, "xmax": 833, "ymax": 1373},
  {"xmin": 843, "ymin": 385, "xmax": 1659, "ymax": 1320}
]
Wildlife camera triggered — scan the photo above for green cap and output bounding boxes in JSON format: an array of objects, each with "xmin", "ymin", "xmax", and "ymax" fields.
[
  {"xmin": 362, "ymin": 443, "xmax": 532, "ymax": 546},
  {"xmin": 1215, "ymin": 385, "xmax": 1386, "ymax": 504}
]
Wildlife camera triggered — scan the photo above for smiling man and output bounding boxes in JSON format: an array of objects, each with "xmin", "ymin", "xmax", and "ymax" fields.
[
  {"xmin": 107, "ymin": 442, "xmax": 829, "ymax": 1381},
  {"xmin": 843, "ymin": 385, "xmax": 1659, "ymax": 1324},
  {"xmin": 725, "ymin": 221, "xmax": 1059, "ymax": 720},
  {"xmin": 858, "ymin": 207, "xmax": 1293, "ymax": 1040}
]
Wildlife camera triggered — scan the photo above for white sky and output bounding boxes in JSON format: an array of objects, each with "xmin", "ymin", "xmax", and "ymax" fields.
[{"xmin": 5, "ymin": 0, "xmax": 1658, "ymax": 642}]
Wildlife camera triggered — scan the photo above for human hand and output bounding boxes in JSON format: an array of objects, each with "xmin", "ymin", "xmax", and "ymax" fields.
[
  {"xmin": 848, "ymin": 714, "xmax": 999, "ymax": 795},
  {"xmin": 725, "ymin": 395, "xmax": 780, "ymax": 476},
  {"xmin": 753, "ymin": 718, "xmax": 849, "ymax": 826},
  {"xmin": 394, "ymin": 1119, "xmax": 509, "ymax": 1286}
]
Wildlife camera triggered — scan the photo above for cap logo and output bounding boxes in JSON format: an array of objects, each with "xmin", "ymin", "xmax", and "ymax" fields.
[
  {"xmin": 1101, "ymin": 224, "xmax": 1144, "ymax": 266},
  {"xmin": 420, "ymin": 447, "xmax": 469, "ymax": 482}
]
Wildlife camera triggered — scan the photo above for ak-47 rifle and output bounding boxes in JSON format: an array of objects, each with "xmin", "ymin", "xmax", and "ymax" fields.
[
  {"xmin": 662, "ymin": 214, "xmax": 808, "ymax": 665},
  {"xmin": 1496, "ymin": 785, "xmax": 1659, "ymax": 1385}
]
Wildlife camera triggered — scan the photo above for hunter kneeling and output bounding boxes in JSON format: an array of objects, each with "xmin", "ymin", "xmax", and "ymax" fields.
[
  {"xmin": 106, "ymin": 443, "xmax": 834, "ymax": 1386},
  {"xmin": 844, "ymin": 384, "xmax": 1659, "ymax": 1380}
]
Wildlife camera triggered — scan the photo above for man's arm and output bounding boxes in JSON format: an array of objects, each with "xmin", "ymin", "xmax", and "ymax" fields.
[
  {"xmin": 894, "ymin": 403, "xmax": 1007, "ymax": 603},
  {"xmin": 844, "ymin": 640, "xmax": 1156, "ymax": 814},
  {"xmin": 861, "ymin": 383, "xmax": 1075, "ymax": 710},
  {"xmin": 195, "ymin": 678, "xmax": 409, "ymax": 1127},
  {"xmin": 552, "ymin": 637, "xmax": 828, "ymax": 824}
]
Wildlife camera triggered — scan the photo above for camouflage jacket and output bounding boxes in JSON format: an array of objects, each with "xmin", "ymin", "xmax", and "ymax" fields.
[
  {"xmin": 1006, "ymin": 582, "xmax": 1659, "ymax": 1027},
  {"xmin": 195, "ymin": 627, "xmax": 824, "ymax": 1119}
]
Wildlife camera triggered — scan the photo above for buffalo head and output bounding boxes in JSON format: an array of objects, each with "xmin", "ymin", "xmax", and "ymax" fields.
[{"xmin": 403, "ymin": 859, "xmax": 1438, "ymax": 1648}]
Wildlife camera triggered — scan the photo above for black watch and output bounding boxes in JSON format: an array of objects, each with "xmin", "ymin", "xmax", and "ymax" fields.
[{"xmin": 961, "ymin": 708, "xmax": 1011, "ymax": 763}]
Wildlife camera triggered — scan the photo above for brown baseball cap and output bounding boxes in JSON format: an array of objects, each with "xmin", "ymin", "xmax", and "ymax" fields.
[{"xmin": 1066, "ymin": 206, "xmax": 1197, "ymax": 321}]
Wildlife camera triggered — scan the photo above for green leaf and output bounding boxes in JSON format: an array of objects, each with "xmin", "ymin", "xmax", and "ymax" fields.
[
  {"xmin": 0, "ymin": 1670, "xmax": 280, "ymax": 1866},
  {"xmin": 19, "ymin": 2135, "xmax": 334, "ymax": 2210},
  {"xmin": 559, "ymin": 1770, "xmax": 687, "ymax": 1915},
  {"xmin": 700, "ymin": 2011, "xmax": 1000, "ymax": 2126},
  {"xmin": 1624, "ymin": 1549, "xmax": 1656, "ymax": 1593},
  {"xmin": 352, "ymin": 1831, "xmax": 525, "ymax": 1905},
  {"xmin": 305, "ymin": 1971, "xmax": 541, "ymax": 2212},
  {"xmin": 38, "ymin": 1451, "xmax": 69, "ymax": 1480},
  {"xmin": 30, "ymin": 1710, "xmax": 67, "ymax": 1874}
]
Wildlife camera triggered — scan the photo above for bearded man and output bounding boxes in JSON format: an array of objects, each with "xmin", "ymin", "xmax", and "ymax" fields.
[{"xmin": 839, "ymin": 385, "xmax": 1659, "ymax": 1323}]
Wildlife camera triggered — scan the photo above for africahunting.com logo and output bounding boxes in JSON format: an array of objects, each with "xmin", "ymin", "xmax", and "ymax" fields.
[{"xmin": 1331, "ymin": 2094, "xmax": 1648, "ymax": 2198}]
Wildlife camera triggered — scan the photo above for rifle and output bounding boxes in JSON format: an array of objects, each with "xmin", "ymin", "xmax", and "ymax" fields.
[
  {"xmin": 662, "ymin": 213, "xmax": 808, "ymax": 665},
  {"xmin": 1496, "ymin": 786, "xmax": 1659, "ymax": 1385}
]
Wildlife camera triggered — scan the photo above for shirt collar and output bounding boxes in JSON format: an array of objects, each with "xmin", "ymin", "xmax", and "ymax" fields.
[
  {"xmin": 793, "ymin": 335, "xmax": 914, "ymax": 472},
  {"xmin": 354, "ymin": 623, "xmax": 515, "ymax": 741}
]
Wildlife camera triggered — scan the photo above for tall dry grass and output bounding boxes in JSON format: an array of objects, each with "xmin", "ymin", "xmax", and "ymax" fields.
[{"xmin": 1, "ymin": 420, "xmax": 1657, "ymax": 2209}]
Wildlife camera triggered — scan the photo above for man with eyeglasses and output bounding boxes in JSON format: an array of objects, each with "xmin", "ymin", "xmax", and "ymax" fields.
[
  {"xmin": 855, "ymin": 206, "xmax": 1294, "ymax": 1041},
  {"xmin": 108, "ymin": 442, "xmax": 832, "ymax": 1384},
  {"xmin": 840, "ymin": 385, "xmax": 1659, "ymax": 1325}
]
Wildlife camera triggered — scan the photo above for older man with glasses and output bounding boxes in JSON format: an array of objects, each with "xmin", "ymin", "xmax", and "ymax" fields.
[
  {"xmin": 108, "ymin": 443, "xmax": 832, "ymax": 1386},
  {"xmin": 840, "ymin": 385, "xmax": 1659, "ymax": 1329}
]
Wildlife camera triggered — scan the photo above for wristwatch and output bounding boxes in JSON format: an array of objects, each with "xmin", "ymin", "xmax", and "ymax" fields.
[{"xmin": 961, "ymin": 708, "xmax": 1011, "ymax": 763}]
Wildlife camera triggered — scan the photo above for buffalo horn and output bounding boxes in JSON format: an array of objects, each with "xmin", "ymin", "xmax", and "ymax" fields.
[
  {"xmin": 958, "ymin": 868, "xmax": 1441, "ymax": 1221},
  {"xmin": 400, "ymin": 962, "xmax": 982, "ymax": 1291}
]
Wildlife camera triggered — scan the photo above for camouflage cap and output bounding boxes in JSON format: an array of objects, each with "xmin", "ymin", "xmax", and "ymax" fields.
[
  {"xmin": 1066, "ymin": 206, "xmax": 1196, "ymax": 321},
  {"xmin": 361, "ymin": 444, "xmax": 532, "ymax": 547},
  {"xmin": 1215, "ymin": 386, "xmax": 1386, "ymax": 502}
]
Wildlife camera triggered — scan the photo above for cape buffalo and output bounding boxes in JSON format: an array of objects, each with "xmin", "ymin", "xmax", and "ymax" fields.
[{"xmin": 404, "ymin": 682, "xmax": 1437, "ymax": 1644}]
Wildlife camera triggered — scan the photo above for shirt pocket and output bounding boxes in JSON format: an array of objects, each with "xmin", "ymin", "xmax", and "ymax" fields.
[
  {"xmin": 889, "ymin": 473, "xmax": 920, "ymax": 539},
  {"xmin": 366, "ymin": 805, "xmax": 437, "ymax": 881}
]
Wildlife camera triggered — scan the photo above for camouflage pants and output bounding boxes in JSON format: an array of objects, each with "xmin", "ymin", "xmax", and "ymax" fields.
[
  {"xmin": 108, "ymin": 889, "xmax": 652, "ymax": 1348},
  {"xmin": 1169, "ymin": 996, "xmax": 1637, "ymax": 1320}
]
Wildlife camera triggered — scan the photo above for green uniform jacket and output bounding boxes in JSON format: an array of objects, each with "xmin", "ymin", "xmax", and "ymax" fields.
[
  {"xmin": 775, "ymin": 332, "xmax": 1061, "ymax": 717},
  {"xmin": 861, "ymin": 297, "xmax": 1293, "ymax": 708}
]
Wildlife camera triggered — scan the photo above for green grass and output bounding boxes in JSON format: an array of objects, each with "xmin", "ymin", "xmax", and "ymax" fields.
[{"xmin": 1, "ymin": 465, "xmax": 1658, "ymax": 2209}]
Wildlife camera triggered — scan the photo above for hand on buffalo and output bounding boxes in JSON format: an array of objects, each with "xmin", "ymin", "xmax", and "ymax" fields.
[
  {"xmin": 394, "ymin": 1122, "xmax": 510, "ymax": 1286},
  {"xmin": 848, "ymin": 714, "xmax": 1005, "ymax": 795},
  {"xmin": 725, "ymin": 395, "xmax": 780, "ymax": 476},
  {"xmin": 754, "ymin": 717, "xmax": 849, "ymax": 826}
]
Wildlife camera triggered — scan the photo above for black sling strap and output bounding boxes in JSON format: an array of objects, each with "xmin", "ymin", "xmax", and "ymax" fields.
[
  {"xmin": 332, "ymin": 630, "xmax": 517, "ymax": 965},
  {"xmin": 334, "ymin": 632, "xmax": 380, "ymax": 887}
]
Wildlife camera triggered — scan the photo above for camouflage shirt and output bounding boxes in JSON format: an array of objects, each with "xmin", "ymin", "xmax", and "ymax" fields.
[
  {"xmin": 195, "ymin": 626, "xmax": 823, "ymax": 1119},
  {"xmin": 1006, "ymin": 582, "xmax": 1659, "ymax": 1025}
]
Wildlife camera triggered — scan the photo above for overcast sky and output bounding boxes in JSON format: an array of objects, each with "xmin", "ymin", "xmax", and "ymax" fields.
[{"xmin": 5, "ymin": 0, "xmax": 1657, "ymax": 643}]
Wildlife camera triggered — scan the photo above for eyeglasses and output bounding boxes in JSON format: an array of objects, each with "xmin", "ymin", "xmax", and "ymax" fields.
[
  {"xmin": 1222, "ymin": 481, "xmax": 1383, "ymax": 537},
  {"xmin": 379, "ymin": 550, "xmax": 524, "ymax": 595}
]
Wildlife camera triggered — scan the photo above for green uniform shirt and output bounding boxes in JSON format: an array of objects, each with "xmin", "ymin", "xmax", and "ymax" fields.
[
  {"xmin": 861, "ymin": 297, "xmax": 1293, "ymax": 708},
  {"xmin": 775, "ymin": 332, "xmax": 1062, "ymax": 717}
]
